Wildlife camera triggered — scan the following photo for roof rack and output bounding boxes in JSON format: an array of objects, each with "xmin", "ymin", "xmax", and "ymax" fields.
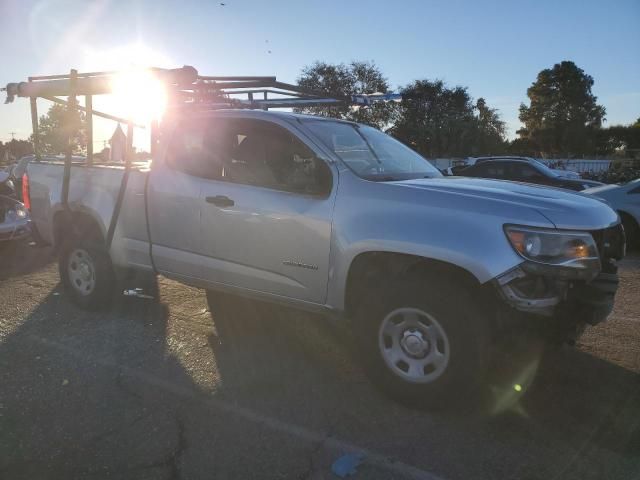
[
  {"xmin": 2, "ymin": 65, "xmax": 400, "ymax": 248},
  {"xmin": 176, "ymin": 76, "xmax": 401, "ymax": 110},
  {"xmin": 4, "ymin": 65, "xmax": 400, "ymax": 110}
]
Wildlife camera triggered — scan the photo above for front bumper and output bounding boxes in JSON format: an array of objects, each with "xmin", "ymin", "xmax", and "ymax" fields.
[{"xmin": 493, "ymin": 223, "xmax": 624, "ymax": 340}]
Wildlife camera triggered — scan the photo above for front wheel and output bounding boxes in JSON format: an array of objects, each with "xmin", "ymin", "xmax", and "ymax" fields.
[
  {"xmin": 354, "ymin": 275, "xmax": 490, "ymax": 409},
  {"xmin": 59, "ymin": 238, "xmax": 115, "ymax": 311}
]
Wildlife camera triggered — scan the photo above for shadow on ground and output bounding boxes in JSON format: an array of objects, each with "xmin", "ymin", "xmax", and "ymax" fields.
[
  {"xmin": 0, "ymin": 253, "xmax": 638, "ymax": 479},
  {"xmin": 0, "ymin": 242, "xmax": 54, "ymax": 281}
]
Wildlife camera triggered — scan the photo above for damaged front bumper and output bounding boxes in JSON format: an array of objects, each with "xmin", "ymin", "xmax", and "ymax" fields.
[
  {"xmin": 493, "ymin": 223, "xmax": 625, "ymax": 340},
  {"xmin": 496, "ymin": 262, "xmax": 618, "ymax": 326}
]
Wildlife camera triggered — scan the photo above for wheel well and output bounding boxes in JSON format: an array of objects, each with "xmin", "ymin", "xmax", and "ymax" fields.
[
  {"xmin": 344, "ymin": 252, "xmax": 482, "ymax": 319},
  {"xmin": 619, "ymin": 210, "xmax": 639, "ymax": 229},
  {"xmin": 619, "ymin": 210, "xmax": 639, "ymax": 249},
  {"xmin": 53, "ymin": 210, "xmax": 105, "ymax": 249}
]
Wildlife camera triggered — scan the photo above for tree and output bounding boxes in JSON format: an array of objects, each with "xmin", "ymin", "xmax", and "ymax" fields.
[
  {"xmin": 295, "ymin": 61, "xmax": 395, "ymax": 129},
  {"xmin": 31, "ymin": 103, "xmax": 86, "ymax": 155},
  {"xmin": 0, "ymin": 139, "xmax": 33, "ymax": 166},
  {"xmin": 518, "ymin": 61, "xmax": 605, "ymax": 156},
  {"xmin": 389, "ymin": 79, "xmax": 505, "ymax": 158},
  {"xmin": 592, "ymin": 121, "xmax": 640, "ymax": 156},
  {"xmin": 475, "ymin": 97, "xmax": 507, "ymax": 154}
]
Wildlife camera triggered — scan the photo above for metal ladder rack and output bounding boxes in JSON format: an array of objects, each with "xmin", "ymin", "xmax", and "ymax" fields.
[
  {"xmin": 172, "ymin": 75, "xmax": 401, "ymax": 110},
  {"xmin": 2, "ymin": 65, "xmax": 400, "ymax": 248}
]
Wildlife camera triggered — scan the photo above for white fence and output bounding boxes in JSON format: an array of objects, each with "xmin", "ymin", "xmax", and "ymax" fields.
[
  {"xmin": 430, "ymin": 158, "xmax": 613, "ymax": 174},
  {"xmin": 538, "ymin": 159, "xmax": 612, "ymax": 174}
]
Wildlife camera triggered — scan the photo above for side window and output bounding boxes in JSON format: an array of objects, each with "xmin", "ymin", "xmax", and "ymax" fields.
[
  {"xmin": 166, "ymin": 120, "xmax": 228, "ymax": 180},
  {"xmin": 477, "ymin": 163, "xmax": 506, "ymax": 178},
  {"xmin": 222, "ymin": 119, "xmax": 331, "ymax": 195},
  {"xmin": 513, "ymin": 163, "xmax": 543, "ymax": 180}
]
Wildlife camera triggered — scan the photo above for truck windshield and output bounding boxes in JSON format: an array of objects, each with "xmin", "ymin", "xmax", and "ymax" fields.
[{"xmin": 303, "ymin": 120, "xmax": 442, "ymax": 180}]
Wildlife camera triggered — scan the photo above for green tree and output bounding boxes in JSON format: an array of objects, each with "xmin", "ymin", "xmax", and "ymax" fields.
[
  {"xmin": 30, "ymin": 103, "xmax": 86, "ymax": 155},
  {"xmin": 389, "ymin": 79, "xmax": 486, "ymax": 157},
  {"xmin": 475, "ymin": 97, "xmax": 507, "ymax": 154},
  {"xmin": 593, "ymin": 121, "xmax": 640, "ymax": 156},
  {"xmin": 295, "ymin": 61, "xmax": 395, "ymax": 129},
  {"xmin": 0, "ymin": 139, "xmax": 33, "ymax": 166},
  {"xmin": 518, "ymin": 61, "xmax": 605, "ymax": 156}
]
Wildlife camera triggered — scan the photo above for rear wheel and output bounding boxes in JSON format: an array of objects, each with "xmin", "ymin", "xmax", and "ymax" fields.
[
  {"xmin": 59, "ymin": 237, "xmax": 115, "ymax": 310},
  {"xmin": 354, "ymin": 274, "xmax": 489, "ymax": 409}
]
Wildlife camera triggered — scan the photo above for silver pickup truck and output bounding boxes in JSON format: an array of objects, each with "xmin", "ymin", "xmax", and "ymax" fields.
[{"xmin": 25, "ymin": 109, "xmax": 625, "ymax": 406}]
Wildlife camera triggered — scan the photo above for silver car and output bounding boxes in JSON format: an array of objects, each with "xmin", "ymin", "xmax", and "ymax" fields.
[{"xmin": 584, "ymin": 178, "xmax": 640, "ymax": 247}]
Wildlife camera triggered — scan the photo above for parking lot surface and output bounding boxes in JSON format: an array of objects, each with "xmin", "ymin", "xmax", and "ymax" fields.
[{"xmin": 1, "ymin": 244, "xmax": 639, "ymax": 480}]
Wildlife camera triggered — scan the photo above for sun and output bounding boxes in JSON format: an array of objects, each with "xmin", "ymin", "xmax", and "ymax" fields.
[
  {"xmin": 81, "ymin": 43, "xmax": 173, "ymax": 149},
  {"xmin": 83, "ymin": 43, "xmax": 172, "ymax": 123},
  {"xmin": 110, "ymin": 68, "xmax": 168, "ymax": 125}
]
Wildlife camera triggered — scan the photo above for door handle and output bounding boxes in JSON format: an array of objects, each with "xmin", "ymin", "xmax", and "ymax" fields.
[{"xmin": 206, "ymin": 195, "xmax": 235, "ymax": 207}]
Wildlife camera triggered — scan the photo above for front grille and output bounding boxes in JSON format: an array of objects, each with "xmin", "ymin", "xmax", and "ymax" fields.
[{"xmin": 590, "ymin": 223, "xmax": 625, "ymax": 272}]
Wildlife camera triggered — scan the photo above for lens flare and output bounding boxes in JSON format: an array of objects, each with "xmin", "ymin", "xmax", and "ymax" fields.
[{"xmin": 110, "ymin": 69, "xmax": 167, "ymax": 124}]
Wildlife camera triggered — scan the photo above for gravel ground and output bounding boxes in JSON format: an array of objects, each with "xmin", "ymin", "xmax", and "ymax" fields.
[{"xmin": 0, "ymin": 243, "xmax": 638, "ymax": 480}]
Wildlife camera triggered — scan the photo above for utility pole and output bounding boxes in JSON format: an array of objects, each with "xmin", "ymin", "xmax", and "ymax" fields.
[{"xmin": 9, "ymin": 132, "xmax": 16, "ymax": 140}]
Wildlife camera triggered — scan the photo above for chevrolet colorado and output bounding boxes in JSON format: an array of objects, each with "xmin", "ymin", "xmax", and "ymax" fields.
[{"xmin": 25, "ymin": 109, "xmax": 625, "ymax": 406}]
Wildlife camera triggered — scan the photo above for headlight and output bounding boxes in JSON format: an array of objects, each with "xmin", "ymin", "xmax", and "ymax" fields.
[
  {"xmin": 505, "ymin": 225, "xmax": 599, "ymax": 270},
  {"xmin": 6, "ymin": 205, "xmax": 28, "ymax": 221}
]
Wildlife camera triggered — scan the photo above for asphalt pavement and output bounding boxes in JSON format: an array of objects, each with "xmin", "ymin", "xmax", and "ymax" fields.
[{"xmin": 0, "ymin": 242, "xmax": 638, "ymax": 480}]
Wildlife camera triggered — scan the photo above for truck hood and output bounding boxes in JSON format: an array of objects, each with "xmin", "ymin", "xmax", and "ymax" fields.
[{"xmin": 391, "ymin": 176, "xmax": 619, "ymax": 230}]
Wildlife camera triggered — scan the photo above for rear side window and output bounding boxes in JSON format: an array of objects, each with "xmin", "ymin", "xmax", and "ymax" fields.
[{"xmin": 166, "ymin": 120, "xmax": 229, "ymax": 179}]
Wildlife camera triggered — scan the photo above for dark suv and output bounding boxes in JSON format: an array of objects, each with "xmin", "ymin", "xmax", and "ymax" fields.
[{"xmin": 459, "ymin": 158, "xmax": 603, "ymax": 191}]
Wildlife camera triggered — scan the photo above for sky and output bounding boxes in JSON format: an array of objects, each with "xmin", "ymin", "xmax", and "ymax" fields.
[{"xmin": 0, "ymin": 0, "xmax": 638, "ymax": 150}]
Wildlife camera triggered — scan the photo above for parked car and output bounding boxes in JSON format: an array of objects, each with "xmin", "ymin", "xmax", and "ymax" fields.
[
  {"xmin": 0, "ymin": 194, "xmax": 30, "ymax": 243},
  {"xmin": 584, "ymin": 178, "xmax": 640, "ymax": 248},
  {"xmin": 458, "ymin": 158, "xmax": 603, "ymax": 191},
  {"xmin": 0, "ymin": 168, "xmax": 16, "ymax": 197},
  {"xmin": 24, "ymin": 110, "xmax": 625, "ymax": 407},
  {"xmin": 448, "ymin": 157, "xmax": 581, "ymax": 179}
]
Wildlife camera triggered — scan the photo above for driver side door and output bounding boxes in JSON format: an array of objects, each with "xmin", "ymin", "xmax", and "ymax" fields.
[{"xmin": 197, "ymin": 117, "xmax": 337, "ymax": 304}]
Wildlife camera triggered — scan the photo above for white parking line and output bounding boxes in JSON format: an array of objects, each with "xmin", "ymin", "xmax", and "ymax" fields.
[{"xmin": 28, "ymin": 334, "xmax": 446, "ymax": 480}]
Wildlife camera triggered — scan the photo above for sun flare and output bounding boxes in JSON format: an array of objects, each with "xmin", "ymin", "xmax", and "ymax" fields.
[
  {"xmin": 110, "ymin": 69, "xmax": 168, "ymax": 125},
  {"xmin": 82, "ymin": 43, "xmax": 172, "ymax": 130}
]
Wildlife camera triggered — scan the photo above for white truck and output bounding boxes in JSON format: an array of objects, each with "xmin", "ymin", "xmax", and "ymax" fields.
[{"xmin": 11, "ymin": 68, "xmax": 627, "ymax": 407}]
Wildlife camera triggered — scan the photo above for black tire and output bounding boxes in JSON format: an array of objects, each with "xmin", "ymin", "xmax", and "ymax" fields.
[
  {"xmin": 621, "ymin": 212, "xmax": 639, "ymax": 252},
  {"xmin": 354, "ymin": 274, "xmax": 490, "ymax": 409},
  {"xmin": 59, "ymin": 236, "xmax": 115, "ymax": 311}
]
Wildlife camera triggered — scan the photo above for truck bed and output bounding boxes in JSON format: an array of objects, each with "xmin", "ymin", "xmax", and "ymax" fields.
[{"xmin": 27, "ymin": 160, "xmax": 154, "ymax": 270}]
